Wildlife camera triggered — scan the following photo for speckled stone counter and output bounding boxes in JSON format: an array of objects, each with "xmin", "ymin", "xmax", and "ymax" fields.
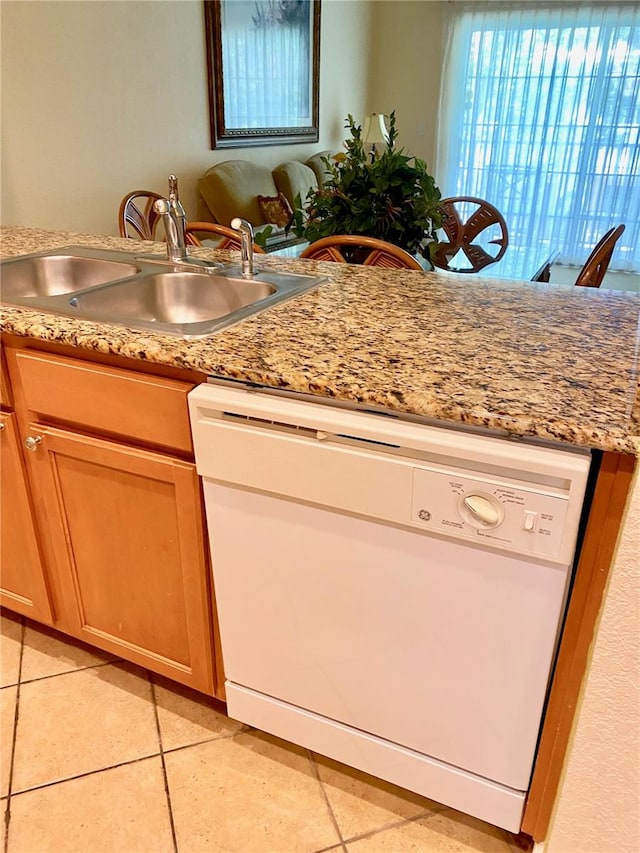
[{"xmin": 2, "ymin": 225, "xmax": 639, "ymax": 453}]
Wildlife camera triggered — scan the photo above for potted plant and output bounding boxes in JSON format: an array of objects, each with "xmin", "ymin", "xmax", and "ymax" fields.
[{"xmin": 288, "ymin": 112, "xmax": 444, "ymax": 264}]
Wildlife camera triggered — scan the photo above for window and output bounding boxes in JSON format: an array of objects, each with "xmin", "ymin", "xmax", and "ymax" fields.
[{"xmin": 437, "ymin": 2, "xmax": 640, "ymax": 273}]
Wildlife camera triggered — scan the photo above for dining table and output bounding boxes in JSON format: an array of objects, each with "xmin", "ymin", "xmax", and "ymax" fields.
[
  {"xmin": 271, "ymin": 239, "xmax": 558, "ymax": 283},
  {"xmin": 473, "ymin": 244, "xmax": 559, "ymax": 282}
]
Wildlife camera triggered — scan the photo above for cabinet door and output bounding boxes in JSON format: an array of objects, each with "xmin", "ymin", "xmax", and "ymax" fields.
[
  {"xmin": 24, "ymin": 424, "xmax": 215, "ymax": 694},
  {"xmin": 0, "ymin": 412, "xmax": 54, "ymax": 623}
]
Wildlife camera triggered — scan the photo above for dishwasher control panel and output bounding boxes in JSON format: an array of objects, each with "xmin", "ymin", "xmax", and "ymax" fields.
[{"xmin": 411, "ymin": 466, "xmax": 570, "ymax": 559}]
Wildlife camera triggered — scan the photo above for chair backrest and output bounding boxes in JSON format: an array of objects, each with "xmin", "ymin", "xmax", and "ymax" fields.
[
  {"xmin": 432, "ymin": 196, "xmax": 509, "ymax": 273},
  {"xmin": 272, "ymin": 161, "xmax": 318, "ymax": 209},
  {"xmin": 299, "ymin": 235, "xmax": 424, "ymax": 270},
  {"xmin": 118, "ymin": 190, "xmax": 164, "ymax": 240},
  {"xmin": 305, "ymin": 151, "xmax": 334, "ymax": 187},
  {"xmin": 198, "ymin": 160, "xmax": 279, "ymax": 227},
  {"xmin": 185, "ymin": 222, "xmax": 266, "ymax": 253},
  {"xmin": 574, "ymin": 224, "xmax": 626, "ymax": 287}
]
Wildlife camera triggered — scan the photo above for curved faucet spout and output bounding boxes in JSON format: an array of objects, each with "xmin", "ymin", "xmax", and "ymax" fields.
[{"xmin": 231, "ymin": 217, "xmax": 255, "ymax": 279}]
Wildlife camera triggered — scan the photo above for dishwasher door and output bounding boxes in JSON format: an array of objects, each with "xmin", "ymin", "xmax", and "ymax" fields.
[{"xmin": 188, "ymin": 383, "xmax": 591, "ymax": 832}]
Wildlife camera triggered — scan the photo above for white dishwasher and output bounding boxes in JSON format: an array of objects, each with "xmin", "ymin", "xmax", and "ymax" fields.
[{"xmin": 188, "ymin": 381, "xmax": 591, "ymax": 832}]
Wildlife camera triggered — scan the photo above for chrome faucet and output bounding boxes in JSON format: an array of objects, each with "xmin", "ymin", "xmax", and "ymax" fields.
[
  {"xmin": 153, "ymin": 175, "xmax": 188, "ymax": 263},
  {"xmin": 231, "ymin": 217, "xmax": 255, "ymax": 279}
]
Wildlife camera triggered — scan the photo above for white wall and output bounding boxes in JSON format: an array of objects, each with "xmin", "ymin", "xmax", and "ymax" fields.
[
  {"xmin": 0, "ymin": 0, "xmax": 372, "ymax": 235},
  {"xmin": 545, "ymin": 443, "xmax": 640, "ymax": 853},
  {"xmin": 368, "ymin": 1, "xmax": 445, "ymax": 172}
]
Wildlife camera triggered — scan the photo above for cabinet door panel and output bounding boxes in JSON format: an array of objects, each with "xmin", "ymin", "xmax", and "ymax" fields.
[
  {"xmin": 0, "ymin": 412, "xmax": 53, "ymax": 622},
  {"xmin": 26, "ymin": 425, "xmax": 214, "ymax": 693}
]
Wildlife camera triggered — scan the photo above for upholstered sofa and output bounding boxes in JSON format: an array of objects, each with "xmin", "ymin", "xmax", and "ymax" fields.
[{"xmin": 197, "ymin": 151, "xmax": 332, "ymax": 247}]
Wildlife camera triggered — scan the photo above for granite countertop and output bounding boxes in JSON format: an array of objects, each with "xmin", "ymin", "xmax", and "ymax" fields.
[{"xmin": 1, "ymin": 226, "xmax": 639, "ymax": 454}]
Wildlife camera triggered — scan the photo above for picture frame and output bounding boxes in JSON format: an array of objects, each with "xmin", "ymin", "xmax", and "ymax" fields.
[{"xmin": 204, "ymin": 0, "xmax": 321, "ymax": 149}]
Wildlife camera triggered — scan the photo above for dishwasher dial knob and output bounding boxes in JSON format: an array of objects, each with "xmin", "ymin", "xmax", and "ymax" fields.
[{"xmin": 459, "ymin": 493, "xmax": 504, "ymax": 529}]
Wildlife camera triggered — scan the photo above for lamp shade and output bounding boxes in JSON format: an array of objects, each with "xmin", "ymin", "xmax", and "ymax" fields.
[{"xmin": 362, "ymin": 113, "xmax": 389, "ymax": 146}]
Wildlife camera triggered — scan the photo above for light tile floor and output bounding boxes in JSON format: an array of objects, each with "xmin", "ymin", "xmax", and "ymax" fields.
[{"xmin": 1, "ymin": 610, "xmax": 532, "ymax": 853}]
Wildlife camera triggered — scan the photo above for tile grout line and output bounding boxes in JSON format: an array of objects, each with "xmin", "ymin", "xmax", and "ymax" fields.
[
  {"xmin": 331, "ymin": 813, "xmax": 439, "ymax": 849},
  {"xmin": 308, "ymin": 748, "xmax": 450, "ymax": 850},
  {"xmin": 161, "ymin": 728, "xmax": 247, "ymax": 757},
  {"xmin": 336, "ymin": 805, "xmax": 475, "ymax": 849},
  {"xmin": 3, "ymin": 615, "xmax": 25, "ymax": 853},
  {"xmin": 17, "ymin": 657, "xmax": 117, "ymax": 687},
  {"xmin": 149, "ymin": 676, "xmax": 178, "ymax": 853},
  {"xmin": 7, "ymin": 752, "xmax": 164, "ymax": 799},
  {"xmin": 8, "ymin": 661, "xmax": 239, "ymax": 798},
  {"xmin": 0, "ymin": 626, "xmax": 523, "ymax": 853},
  {"xmin": 336, "ymin": 805, "xmax": 449, "ymax": 847},
  {"xmin": 308, "ymin": 753, "xmax": 348, "ymax": 853}
]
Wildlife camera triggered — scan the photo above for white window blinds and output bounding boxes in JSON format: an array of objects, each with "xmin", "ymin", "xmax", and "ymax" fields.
[{"xmin": 437, "ymin": 2, "xmax": 640, "ymax": 273}]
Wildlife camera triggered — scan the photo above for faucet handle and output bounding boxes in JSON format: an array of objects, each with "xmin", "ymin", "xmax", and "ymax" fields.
[
  {"xmin": 168, "ymin": 174, "xmax": 179, "ymax": 201},
  {"xmin": 153, "ymin": 193, "xmax": 188, "ymax": 262},
  {"xmin": 153, "ymin": 198, "xmax": 170, "ymax": 216}
]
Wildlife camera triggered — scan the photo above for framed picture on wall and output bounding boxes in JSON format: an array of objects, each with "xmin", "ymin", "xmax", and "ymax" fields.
[{"xmin": 204, "ymin": 0, "xmax": 321, "ymax": 148}]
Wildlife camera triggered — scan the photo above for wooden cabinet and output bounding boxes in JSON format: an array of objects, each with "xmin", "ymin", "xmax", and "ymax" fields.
[
  {"xmin": 0, "ymin": 346, "xmax": 12, "ymax": 407},
  {"xmin": 0, "ymin": 410, "xmax": 53, "ymax": 623},
  {"xmin": 2, "ymin": 338, "xmax": 217, "ymax": 696},
  {"xmin": 24, "ymin": 424, "xmax": 213, "ymax": 690}
]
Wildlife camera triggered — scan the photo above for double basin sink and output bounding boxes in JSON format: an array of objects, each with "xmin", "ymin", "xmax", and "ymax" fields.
[{"xmin": 1, "ymin": 246, "xmax": 325, "ymax": 338}]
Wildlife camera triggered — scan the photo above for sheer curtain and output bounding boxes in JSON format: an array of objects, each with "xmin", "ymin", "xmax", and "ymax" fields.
[
  {"xmin": 436, "ymin": 2, "xmax": 640, "ymax": 273},
  {"xmin": 221, "ymin": 2, "xmax": 312, "ymax": 130}
]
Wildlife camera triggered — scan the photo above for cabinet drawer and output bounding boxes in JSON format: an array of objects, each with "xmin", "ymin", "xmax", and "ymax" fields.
[{"xmin": 11, "ymin": 349, "xmax": 195, "ymax": 453}]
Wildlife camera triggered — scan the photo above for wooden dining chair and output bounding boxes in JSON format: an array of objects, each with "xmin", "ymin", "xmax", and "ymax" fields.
[
  {"xmin": 574, "ymin": 224, "xmax": 625, "ymax": 287},
  {"xmin": 118, "ymin": 190, "xmax": 164, "ymax": 240},
  {"xmin": 184, "ymin": 222, "xmax": 266, "ymax": 253},
  {"xmin": 299, "ymin": 235, "xmax": 424, "ymax": 270},
  {"xmin": 432, "ymin": 196, "xmax": 509, "ymax": 273}
]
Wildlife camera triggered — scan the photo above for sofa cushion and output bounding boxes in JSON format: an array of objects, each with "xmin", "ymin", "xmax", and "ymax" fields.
[
  {"xmin": 272, "ymin": 161, "xmax": 318, "ymax": 209},
  {"xmin": 305, "ymin": 150, "xmax": 334, "ymax": 187},
  {"xmin": 257, "ymin": 192, "xmax": 293, "ymax": 227},
  {"xmin": 198, "ymin": 160, "xmax": 279, "ymax": 226}
]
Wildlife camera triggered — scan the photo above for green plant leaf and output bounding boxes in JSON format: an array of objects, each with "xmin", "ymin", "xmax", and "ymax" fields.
[
  {"xmin": 253, "ymin": 225, "xmax": 273, "ymax": 249},
  {"xmin": 289, "ymin": 111, "xmax": 444, "ymax": 258}
]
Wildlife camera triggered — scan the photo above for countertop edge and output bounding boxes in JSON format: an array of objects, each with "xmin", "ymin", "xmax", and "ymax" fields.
[{"xmin": 2, "ymin": 226, "xmax": 639, "ymax": 457}]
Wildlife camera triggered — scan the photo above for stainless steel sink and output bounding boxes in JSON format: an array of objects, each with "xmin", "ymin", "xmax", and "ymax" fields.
[
  {"xmin": 1, "ymin": 252, "xmax": 139, "ymax": 298},
  {"xmin": 71, "ymin": 271, "xmax": 277, "ymax": 326},
  {"xmin": 1, "ymin": 246, "xmax": 325, "ymax": 338}
]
